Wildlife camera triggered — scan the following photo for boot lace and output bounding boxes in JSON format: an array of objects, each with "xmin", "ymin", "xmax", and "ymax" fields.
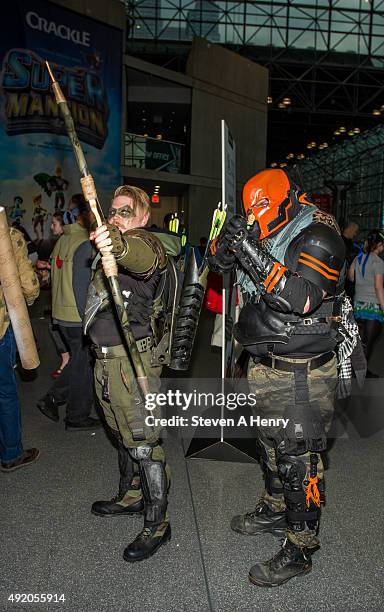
[
  {"xmin": 141, "ymin": 527, "xmax": 153, "ymax": 538},
  {"xmin": 269, "ymin": 539, "xmax": 293, "ymax": 570},
  {"xmin": 269, "ymin": 539, "xmax": 307, "ymax": 571},
  {"xmin": 245, "ymin": 500, "xmax": 269, "ymax": 521}
]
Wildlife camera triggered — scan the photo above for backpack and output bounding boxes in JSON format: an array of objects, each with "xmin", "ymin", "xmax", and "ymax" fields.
[{"xmin": 148, "ymin": 230, "xmax": 183, "ymax": 367}]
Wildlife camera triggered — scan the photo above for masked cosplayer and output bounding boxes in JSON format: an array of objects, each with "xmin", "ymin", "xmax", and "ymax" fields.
[
  {"xmin": 210, "ymin": 168, "xmax": 347, "ymax": 587},
  {"xmin": 87, "ymin": 186, "xmax": 180, "ymax": 563}
]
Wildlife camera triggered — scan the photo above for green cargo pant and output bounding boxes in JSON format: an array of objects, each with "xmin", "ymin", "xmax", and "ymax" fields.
[
  {"xmin": 94, "ymin": 349, "xmax": 162, "ymax": 448},
  {"xmin": 248, "ymin": 354, "xmax": 338, "ymax": 548}
]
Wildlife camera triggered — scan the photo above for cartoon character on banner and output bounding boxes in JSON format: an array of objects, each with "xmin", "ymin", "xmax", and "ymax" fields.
[
  {"xmin": 32, "ymin": 195, "xmax": 48, "ymax": 240},
  {"xmin": 9, "ymin": 196, "xmax": 26, "ymax": 227},
  {"xmin": 34, "ymin": 165, "xmax": 69, "ymax": 211}
]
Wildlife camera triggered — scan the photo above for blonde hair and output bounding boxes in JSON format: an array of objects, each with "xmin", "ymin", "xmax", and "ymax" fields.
[{"xmin": 113, "ymin": 185, "xmax": 150, "ymax": 220}]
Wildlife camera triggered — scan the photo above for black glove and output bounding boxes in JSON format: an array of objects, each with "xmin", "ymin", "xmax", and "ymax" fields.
[
  {"xmin": 208, "ymin": 216, "xmax": 247, "ymax": 274},
  {"xmin": 208, "ymin": 245, "xmax": 235, "ymax": 274},
  {"xmin": 221, "ymin": 215, "xmax": 248, "ymax": 252}
]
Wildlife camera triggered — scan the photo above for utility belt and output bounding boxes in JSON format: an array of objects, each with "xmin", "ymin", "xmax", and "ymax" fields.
[
  {"xmin": 295, "ymin": 316, "xmax": 341, "ymax": 327},
  {"xmin": 92, "ymin": 336, "xmax": 153, "ymax": 359},
  {"xmin": 259, "ymin": 350, "xmax": 335, "ymax": 373}
]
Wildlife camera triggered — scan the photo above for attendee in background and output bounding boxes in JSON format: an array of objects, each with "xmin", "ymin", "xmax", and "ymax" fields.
[
  {"xmin": 342, "ymin": 221, "xmax": 359, "ymax": 298},
  {"xmin": 0, "ymin": 228, "xmax": 40, "ymax": 472},
  {"xmin": 36, "ymin": 195, "xmax": 100, "ymax": 430},
  {"xmin": 349, "ymin": 229, "xmax": 384, "ymax": 376},
  {"xmin": 342, "ymin": 221, "xmax": 359, "ymax": 263},
  {"xmin": 36, "ymin": 212, "xmax": 71, "ymax": 378},
  {"xmin": 48, "ymin": 212, "xmax": 70, "ymax": 378},
  {"xmin": 67, "ymin": 192, "xmax": 84, "ymax": 217},
  {"xmin": 197, "ymin": 236, "xmax": 208, "ymax": 260},
  {"xmin": 35, "ymin": 212, "xmax": 64, "ymax": 290}
]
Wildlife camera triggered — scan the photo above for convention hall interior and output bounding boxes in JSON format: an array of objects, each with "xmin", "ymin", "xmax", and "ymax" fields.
[{"xmin": 1, "ymin": 1, "xmax": 383, "ymax": 611}]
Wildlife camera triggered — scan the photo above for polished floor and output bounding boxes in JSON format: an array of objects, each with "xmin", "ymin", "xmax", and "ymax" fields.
[{"xmin": 1, "ymin": 305, "xmax": 383, "ymax": 612}]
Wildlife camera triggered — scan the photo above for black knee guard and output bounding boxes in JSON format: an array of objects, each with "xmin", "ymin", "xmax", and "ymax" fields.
[
  {"xmin": 129, "ymin": 445, "xmax": 168, "ymax": 524},
  {"xmin": 277, "ymin": 454, "xmax": 320, "ymax": 533},
  {"xmin": 109, "ymin": 429, "xmax": 138, "ymax": 494}
]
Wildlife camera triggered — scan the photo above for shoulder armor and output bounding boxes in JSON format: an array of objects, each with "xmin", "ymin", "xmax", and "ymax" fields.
[
  {"xmin": 124, "ymin": 228, "xmax": 167, "ymax": 271},
  {"xmin": 294, "ymin": 222, "xmax": 346, "ymax": 295},
  {"xmin": 312, "ymin": 209, "xmax": 341, "ymax": 235}
]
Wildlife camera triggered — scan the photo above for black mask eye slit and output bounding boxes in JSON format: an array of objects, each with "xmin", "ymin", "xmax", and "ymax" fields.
[{"xmin": 108, "ymin": 207, "xmax": 133, "ymax": 219}]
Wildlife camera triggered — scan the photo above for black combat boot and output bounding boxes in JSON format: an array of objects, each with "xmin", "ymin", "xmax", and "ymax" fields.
[
  {"xmin": 230, "ymin": 501, "xmax": 287, "ymax": 536},
  {"xmin": 36, "ymin": 394, "xmax": 64, "ymax": 422},
  {"xmin": 123, "ymin": 446, "xmax": 170, "ymax": 562},
  {"xmin": 91, "ymin": 438, "xmax": 143, "ymax": 517},
  {"xmin": 123, "ymin": 521, "xmax": 171, "ymax": 562},
  {"xmin": 249, "ymin": 538, "xmax": 312, "ymax": 587}
]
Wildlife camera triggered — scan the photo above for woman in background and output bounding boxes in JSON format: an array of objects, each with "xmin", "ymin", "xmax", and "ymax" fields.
[
  {"xmin": 348, "ymin": 229, "xmax": 384, "ymax": 376},
  {"xmin": 36, "ymin": 211, "xmax": 70, "ymax": 378}
]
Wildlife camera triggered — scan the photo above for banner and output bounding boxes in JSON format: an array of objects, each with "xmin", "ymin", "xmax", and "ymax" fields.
[{"xmin": 0, "ymin": 0, "xmax": 122, "ymax": 240}]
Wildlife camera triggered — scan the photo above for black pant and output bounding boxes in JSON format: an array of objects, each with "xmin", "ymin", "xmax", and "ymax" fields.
[
  {"xmin": 358, "ymin": 319, "xmax": 382, "ymax": 361},
  {"xmin": 51, "ymin": 326, "xmax": 93, "ymax": 423}
]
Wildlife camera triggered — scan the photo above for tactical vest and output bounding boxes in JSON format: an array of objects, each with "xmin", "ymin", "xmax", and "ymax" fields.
[
  {"xmin": 235, "ymin": 209, "xmax": 341, "ymax": 353},
  {"xmin": 85, "ymin": 230, "xmax": 181, "ymax": 365}
]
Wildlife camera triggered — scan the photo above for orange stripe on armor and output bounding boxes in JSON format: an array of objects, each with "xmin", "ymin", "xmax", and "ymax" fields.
[
  {"xmin": 299, "ymin": 251, "xmax": 339, "ymax": 276},
  {"xmin": 298, "ymin": 258, "xmax": 339, "ymax": 281},
  {"xmin": 264, "ymin": 261, "xmax": 280, "ymax": 289},
  {"xmin": 266, "ymin": 265, "xmax": 287, "ymax": 293}
]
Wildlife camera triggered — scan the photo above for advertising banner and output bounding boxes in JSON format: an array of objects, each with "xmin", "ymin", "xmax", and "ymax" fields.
[{"xmin": 0, "ymin": 0, "xmax": 122, "ymax": 239}]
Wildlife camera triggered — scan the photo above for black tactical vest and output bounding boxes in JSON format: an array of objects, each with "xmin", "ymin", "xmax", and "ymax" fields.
[{"xmin": 88, "ymin": 267, "xmax": 161, "ymax": 347}]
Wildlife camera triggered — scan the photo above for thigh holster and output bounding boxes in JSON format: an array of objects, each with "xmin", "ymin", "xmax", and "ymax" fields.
[
  {"xmin": 277, "ymin": 454, "xmax": 320, "ymax": 532},
  {"xmin": 277, "ymin": 367, "xmax": 327, "ymax": 455}
]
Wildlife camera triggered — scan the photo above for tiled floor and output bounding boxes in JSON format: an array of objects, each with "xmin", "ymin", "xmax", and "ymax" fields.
[{"xmin": 1, "ymin": 312, "xmax": 383, "ymax": 611}]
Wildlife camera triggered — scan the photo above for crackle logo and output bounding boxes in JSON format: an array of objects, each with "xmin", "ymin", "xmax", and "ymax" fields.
[
  {"xmin": 1, "ymin": 49, "xmax": 109, "ymax": 149},
  {"xmin": 25, "ymin": 11, "xmax": 91, "ymax": 47}
]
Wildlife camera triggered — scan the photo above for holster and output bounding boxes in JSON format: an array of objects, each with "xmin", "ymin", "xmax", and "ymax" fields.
[{"xmin": 276, "ymin": 367, "xmax": 327, "ymax": 455}]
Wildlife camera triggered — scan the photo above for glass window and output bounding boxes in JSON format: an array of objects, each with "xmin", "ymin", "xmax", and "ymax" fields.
[{"xmin": 125, "ymin": 67, "xmax": 192, "ymax": 173}]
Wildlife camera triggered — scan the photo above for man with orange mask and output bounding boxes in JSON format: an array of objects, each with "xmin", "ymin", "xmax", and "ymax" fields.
[{"xmin": 209, "ymin": 169, "xmax": 346, "ymax": 586}]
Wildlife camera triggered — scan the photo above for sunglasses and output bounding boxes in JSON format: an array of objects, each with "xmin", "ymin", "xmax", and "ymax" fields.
[{"xmin": 108, "ymin": 206, "xmax": 133, "ymax": 219}]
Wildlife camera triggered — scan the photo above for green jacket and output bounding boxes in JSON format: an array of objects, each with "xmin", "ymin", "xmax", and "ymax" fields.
[{"xmin": 51, "ymin": 224, "xmax": 91, "ymax": 323}]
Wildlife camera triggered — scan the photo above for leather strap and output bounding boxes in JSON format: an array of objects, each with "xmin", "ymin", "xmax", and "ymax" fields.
[
  {"xmin": 92, "ymin": 336, "xmax": 153, "ymax": 359},
  {"xmin": 260, "ymin": 351, "xmax": 334, "ymax": 372},
  {"xmin": 294, "ymin": 316, "xmax": 341, "ymax": 326}
]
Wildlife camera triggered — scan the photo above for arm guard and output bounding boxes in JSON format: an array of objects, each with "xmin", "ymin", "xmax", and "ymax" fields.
[
  {"xmin": 225, "ymin": 217, "xmax": 292, "ymax": 312},
  {"xmin": 116, "ymin": 229, "xmax": 167, "ymax": 278},
  {"xmin": 227, "ymin": 216, "xmax": 345, "ymax": 314}
]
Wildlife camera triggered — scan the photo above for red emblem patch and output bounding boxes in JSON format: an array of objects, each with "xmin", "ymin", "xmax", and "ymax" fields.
[{"xmin": 56, "ymin": 255, "xmax": 63, "ymax": 269}]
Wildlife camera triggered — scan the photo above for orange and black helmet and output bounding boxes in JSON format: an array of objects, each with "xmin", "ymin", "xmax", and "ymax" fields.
[{"xmin": 242, "ymin": 169, "xmax": 313, "ymax": 240}]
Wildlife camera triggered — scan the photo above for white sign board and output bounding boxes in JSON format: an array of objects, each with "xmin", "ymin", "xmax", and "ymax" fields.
[{"xmin": 221, "ymin": 120, "xmax": 236, "ymax": 216}]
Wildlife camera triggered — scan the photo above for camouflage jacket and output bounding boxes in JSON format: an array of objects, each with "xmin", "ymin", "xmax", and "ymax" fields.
[{"xmin": 0, "ymin": 228, "xmax": 40, "ymax": 339}]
